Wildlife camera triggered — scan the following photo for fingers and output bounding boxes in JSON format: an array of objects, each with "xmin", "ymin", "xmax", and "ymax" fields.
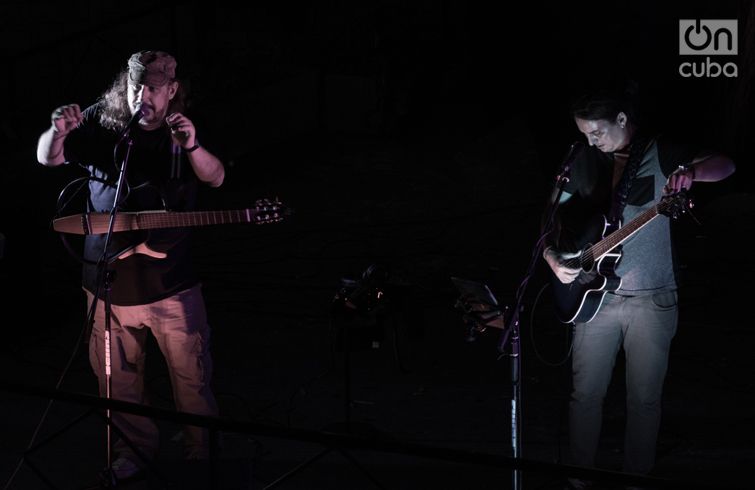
[
  {"xmin": 166, "ymin": 112, "xmax": 194, "ymax": 134},
  {"xmin": 664, "ymin": 167, "xmax": 694, "ymax": 195},
  {"xmin": 552, "ymin": 250, "xmax": 581, "ymax": 284},
  {"xmin": 165, "ymin": 112, "xmax": 182, "ymax": 128},
  {"xmin": 52, "ymin": 104, "xmax": 82, "ymax": 122},
  {"xmin": 51, "ymin": 104, "xmax": 83, "ymax": 133},
  {"xmin": 165, "ymin": 113, "xmax": 197, "ymax": 149},
  {"xmin": 557, "ymin": 267, "xmax": 580, "ymax": 284},
  {"xmin": 546, "ymin": 251, "xmax": 581, "ymax": 284}
]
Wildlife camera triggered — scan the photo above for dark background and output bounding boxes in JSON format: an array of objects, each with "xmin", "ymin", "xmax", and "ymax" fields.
[{"xmin": 1, "ymin": 2, "xmax": 753, "ymax": 489}]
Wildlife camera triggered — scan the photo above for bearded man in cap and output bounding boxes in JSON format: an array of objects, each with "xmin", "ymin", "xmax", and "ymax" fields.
[{"xmin": 36, "ymin": 50, "xmax": 224, "ymax": 481}]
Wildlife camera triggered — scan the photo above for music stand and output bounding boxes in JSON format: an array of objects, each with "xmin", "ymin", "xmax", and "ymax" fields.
[
  {"xmin": 451, "ymin": 276, "xmax": 522, "ymax": 487},
  {"xmin": 451, "ymin": 277, "xmax": 506, "ymax": 338},
  {"xmin": 263, "ymin": 266, "xmax": 388, "ymax": 489}
]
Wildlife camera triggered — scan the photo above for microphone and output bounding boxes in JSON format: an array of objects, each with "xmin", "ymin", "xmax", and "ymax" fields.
[
  {"xmin": 560, "ymin": 141, "xmax": 584, "ymax": 173},
  {"xmin": 125, "ymin": 104, "xmax": 144, "ymax": 133},
  {"xmin": 551, "ymin": 141, "xmax": 583, "ymax": 191},
  {"xmin": 116, "ymin": 104, "xmax": 144, "ymax": 143}
]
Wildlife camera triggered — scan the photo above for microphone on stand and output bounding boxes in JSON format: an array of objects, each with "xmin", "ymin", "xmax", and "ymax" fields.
[
  {"xmin": 549, "ymin": 141, "xmax": 584, "ymax": 203},
  {"xmin": 559, "ymin": 141, "xmax": 584, "ymax": 177},
  {"xmin": 116, "ymin": 103, "xmax": 144, "ymax": 144}
]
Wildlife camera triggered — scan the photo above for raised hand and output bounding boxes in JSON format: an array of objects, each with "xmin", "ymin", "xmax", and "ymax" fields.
[
  {"xmin": 165, "ymin": 112, "xmax": 196, "ymax": 149},
  {"xmin": 51, "ymin": 104, "xmax": 83, "ymax": 137}
]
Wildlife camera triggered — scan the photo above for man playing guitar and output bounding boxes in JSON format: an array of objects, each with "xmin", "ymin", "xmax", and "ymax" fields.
[{"xmin": 542, "ymin": 82, "xmax": 734, "ymax": 489}]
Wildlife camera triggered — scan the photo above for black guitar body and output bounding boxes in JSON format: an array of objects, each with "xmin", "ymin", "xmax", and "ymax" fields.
[
  {"xmin": 551, "ymin": 216, "xmax": 623, "ymax": 324},
  {"xmin": 548, "ymin": 192, "xmax": 689, "ymax": 324}
]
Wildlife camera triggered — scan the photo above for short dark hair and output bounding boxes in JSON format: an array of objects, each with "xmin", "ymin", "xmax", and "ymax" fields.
[{"xmin": 570, "ymin": 80, "xmax": 640, "ymax": 123}]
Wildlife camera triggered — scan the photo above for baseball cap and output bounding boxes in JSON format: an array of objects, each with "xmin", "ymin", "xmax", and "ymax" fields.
[{"xmin": 127, "ymin": 50, "xmax": 177, "ymax": 86}]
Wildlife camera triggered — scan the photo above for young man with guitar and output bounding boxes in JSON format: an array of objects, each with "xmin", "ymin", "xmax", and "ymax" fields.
[
  {"xmin": 542, "ymin": 84, "xmax": 734, "ymax": 488},
  {"xmin": 36, "ymin": 50, "xmax": 225, "ymax": 481}
]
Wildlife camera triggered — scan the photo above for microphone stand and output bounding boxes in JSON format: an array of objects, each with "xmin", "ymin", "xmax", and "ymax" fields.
[
  {"xmin": 90, "ymin": 125, "xmax": 137, "ymax": 486},
  {"xmin": 496, "ymin": 141, "xmax": 578, "ymax": 490},
  {"xmin": 1, "ymin": 108, "xmax": 167, "ymax": 490}
]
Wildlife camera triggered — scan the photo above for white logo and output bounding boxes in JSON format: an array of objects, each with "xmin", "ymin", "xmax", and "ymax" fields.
[
  {"xmin": 679, "ymin": 19, "xmax": 738, "ymax": 77},
  {"xmin": 679, "ymin": 20, "xmax": 737, "ymax": 55}
]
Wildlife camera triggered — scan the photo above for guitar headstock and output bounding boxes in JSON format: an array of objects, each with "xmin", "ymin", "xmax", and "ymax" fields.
[
  {"xmin": 253, "ymin": 197, "xmax": 290, "ymax": 225},
  {"xmin": 659, "ymin": 189, "xmax": 692, "ymax": 220}
]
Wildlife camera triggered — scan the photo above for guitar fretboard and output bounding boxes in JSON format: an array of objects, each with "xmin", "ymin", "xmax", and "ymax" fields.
[
  {"xmin": 53, "ymin": 208, "xmax": 283, "ymax": 235},
  {"xmin": 118, "ymin": 210, "xmax": 264, "ymax": 232},
  {"xmin": 565, "ymin": 198, "xmax": 679, "ymax": 269}
]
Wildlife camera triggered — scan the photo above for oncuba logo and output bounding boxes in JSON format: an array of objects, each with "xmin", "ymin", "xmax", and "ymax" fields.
[{"xmin": 679, "ymin": 19, "xmax": 738, "ymax": 78}]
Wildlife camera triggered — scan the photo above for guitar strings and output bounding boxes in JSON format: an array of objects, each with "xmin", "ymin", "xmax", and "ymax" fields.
[{"xmin": 568, "ymin": 196, "xmax": 683, "ymax": 271}]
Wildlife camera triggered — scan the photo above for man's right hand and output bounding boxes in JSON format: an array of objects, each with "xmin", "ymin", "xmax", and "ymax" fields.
[
  {"xmin": 38, "ymin": 104, "xmax": 81, "ymax": 166},
  {"xmin": 543, "ymin": 247, "xmax": 582, "ymax": 284},
  {"xmin": 51, "ymin": 104, "xmax": 83, "ymax": 137}
]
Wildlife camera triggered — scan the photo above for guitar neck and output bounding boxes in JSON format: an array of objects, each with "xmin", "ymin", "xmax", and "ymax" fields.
[
  {"xmin": 553, "ymin": 193, "xmax": 686, "ymax": 324},
  {"xmin": 54, "ymin": 209, "xmax": 270, "ymax": 235},
  {"xmin": 588, "ymin": 203, "xmax": 663, "ymax": 260}
]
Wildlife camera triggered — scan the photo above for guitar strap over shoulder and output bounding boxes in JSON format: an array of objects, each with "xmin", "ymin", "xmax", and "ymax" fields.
[{"xmin": 608, "ymin": 134, "xmax": 656, "ymax": 224}]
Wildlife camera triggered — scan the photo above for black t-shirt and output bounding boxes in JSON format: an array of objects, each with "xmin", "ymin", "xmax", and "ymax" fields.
[{"xmin": 64, "ymin": 103, "xmax": 201, "ymax": 305}]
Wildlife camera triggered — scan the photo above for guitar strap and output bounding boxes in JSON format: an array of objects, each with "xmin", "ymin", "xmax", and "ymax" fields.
[{"xmin": 608, "ymin": 134, "xmax": 655, "ymax": 224}]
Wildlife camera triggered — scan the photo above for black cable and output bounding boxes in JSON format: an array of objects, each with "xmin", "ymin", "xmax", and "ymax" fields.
[{"xmin": 528, "ymin": 282, "xmax": 573, "ymax": 368}]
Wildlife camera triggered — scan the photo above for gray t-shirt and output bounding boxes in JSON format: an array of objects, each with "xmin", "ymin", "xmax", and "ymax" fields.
[{"xmin": 558, "ymin": 136, "xmax": 697, "ymax": 294}]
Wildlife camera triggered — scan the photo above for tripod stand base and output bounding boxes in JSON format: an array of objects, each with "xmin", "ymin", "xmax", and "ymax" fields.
[
  {"xmin": 263, "ymin": 445, "xmax": 384, "ymax": 490},
  {"xmin": 262, "ymin": 420, "xmax": 388, "ymax": 489}
]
